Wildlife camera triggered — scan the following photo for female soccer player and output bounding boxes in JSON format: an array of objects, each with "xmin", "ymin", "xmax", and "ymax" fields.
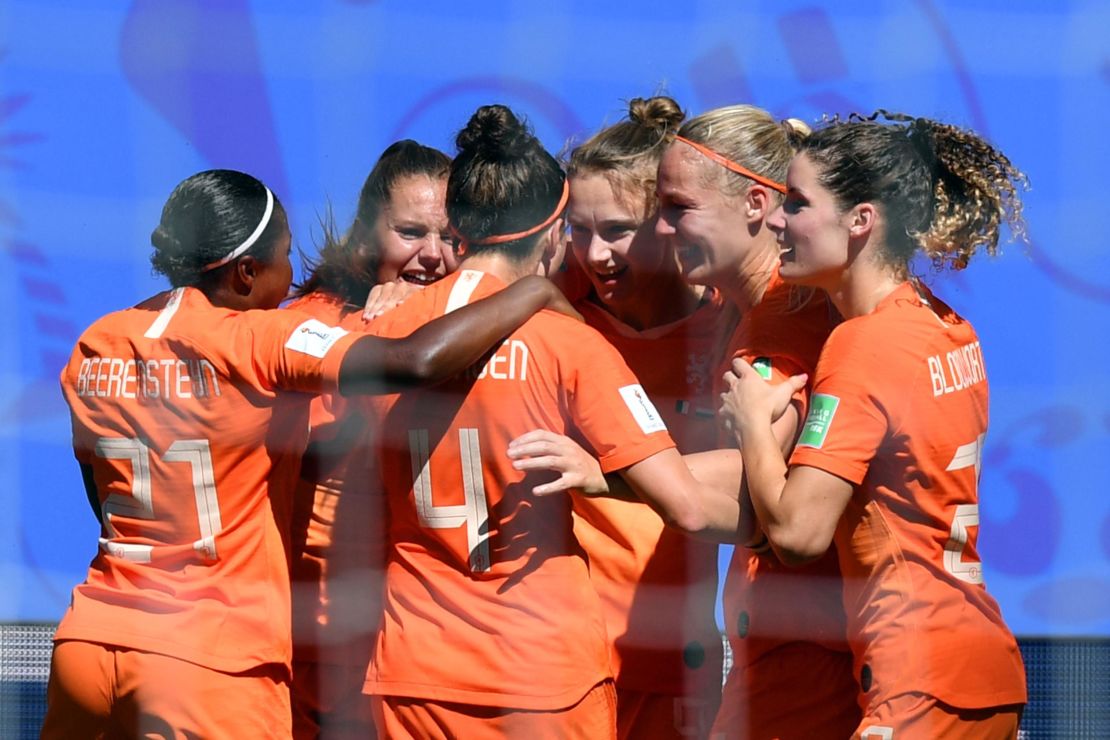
[
  {"xmin": 564, "ymin": 95, "xmax": 735, "ymax": 738},
  {"xmin": 44, "ymin": 168, "xmax": 577, "ymax": 740},
  {"xmin": 364, "ymin": 103, "xmax": 752, "ymax": 739},
  {"xmin": 721, "ymin": 111, "xmax": 1028, "ymax": 737},
  {"xmin": 511, "ymin": 103, "xmax": 860, "ymax": 739},
  {"xmin": 285, "ymin": 140, "xmax": 457, "ymax": 739}
]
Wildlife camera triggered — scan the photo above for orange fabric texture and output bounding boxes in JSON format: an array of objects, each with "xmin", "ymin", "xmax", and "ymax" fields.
[
  {"xmin": 57, "ymin": 287, "xmax": 358, "ymax": 674},
  {"xmin": 712, "ymin": 641, "xmax": 859, "ymax": 740},
  {"xmin": 617, "ymin": 687, "xmax": 720, "ymax": 740},
  {"xmin": 716, "ymin": 271, "xmax": 850, "ymax": 666},
  {"xmin": 284, "ymin": 291, "xmax": 382, "ymax": 740},
  {"xmin": 715, "ymin": 269, "xmax": 857, "ymax": 734},
  {"xmin": 363, "ymin": 269, "xmax": 675, "ymax": 710},
  {"xmin": 372, "ymin": 679, "xmax": 617, "ymax": 740},
  {"xmin": 571, "ymin": 293, "xmax": 735, "ymax": 698},
  {"xmin": 791, "ymin": 281, "xmax": 1026, "ymax": 710},
  {"xmin": 854, "ymin": 692, "xmax": 1023, "ymax": 739},
  {"xmin": 42, "ymin": 639, "xmax": 292, "ymax": 740}
]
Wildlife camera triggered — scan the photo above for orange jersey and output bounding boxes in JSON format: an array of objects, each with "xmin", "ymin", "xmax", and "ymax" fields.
[
  {"xmin": 717, "ymin": 269, "xmax": 848, "ymax": 668},
  {"xmin": 283, "ymin": 292, "xmax": 383, "ymax": 653},
  {"xmin": 790, "ymin": 281, "xmax": 1026, "ymax": 709},
  {"xmin": 57, "ymin": 287, "xmax": 359, "ymax": 674},
  {"xmin": 571, "ymin": 293, "xmax": 736, "ymax": 696},
  {"xmin": 363, "ymin": 269, "xmax": 676, "ymax": 710}
]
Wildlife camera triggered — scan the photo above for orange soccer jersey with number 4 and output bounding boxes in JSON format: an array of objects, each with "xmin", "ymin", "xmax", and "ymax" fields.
[
  {"xmin": 363, "ymin": 269, "xmax": 676, "ymax": 711},
  {"xmin": 571, "ymin": 293, "xmax": 735, "ymax": 697},
  {"xmin": 57, "ymin": 287, "xmax": 358, "ymax": 674},
  {"xmin": 790, "ymin": 281, "xmax": 1027, "ymax": 710}
]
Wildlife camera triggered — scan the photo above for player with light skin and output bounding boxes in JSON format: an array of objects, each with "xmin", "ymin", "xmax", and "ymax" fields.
[
  {"xmin": 563, "ymin": 95, "xmax": 736, "ymax": 739},
  {"xmin": 362, "ymin": 104, "xmax": 750, "ymax": 739},
  {"xmin": 509, "ymin": 104, "xmax": 860, "ymax": 739},
  {"xmin": 285, "ymin": 140, "xmax": 458, "ymax": 739},
  {"xmin": 720, "ymin": 111, "xmax": 1028, "ymax": 738},
  {"xmin": 43, "ymin": 168, "xmax": 578, "ymax": 740}
]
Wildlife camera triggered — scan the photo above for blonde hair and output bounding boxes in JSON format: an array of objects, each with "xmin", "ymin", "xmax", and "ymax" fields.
[{"xmin": 678, "ymin": 105, "xmax": 810, "ymax": 199}]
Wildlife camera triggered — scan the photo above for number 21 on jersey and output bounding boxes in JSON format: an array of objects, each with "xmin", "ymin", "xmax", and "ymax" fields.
[{"xmin": 409, "ymin": 428, "xmax": 491, "ymax": 573}]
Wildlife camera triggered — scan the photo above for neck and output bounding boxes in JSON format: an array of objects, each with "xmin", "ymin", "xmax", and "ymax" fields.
[
  {"xmin": 718, "ymin": 239, "xmax": 779, "ymax": 313},
  {"xmin": 460, "ymin": 252, "xmax": 537, "ymax": 285},
  {"xmin": 824, "ymin": 258, "xmax": 904, "ymax": 319},
  {"xmin": 606, "ymin": 273, "xmax": 705, "ymax": 332}
]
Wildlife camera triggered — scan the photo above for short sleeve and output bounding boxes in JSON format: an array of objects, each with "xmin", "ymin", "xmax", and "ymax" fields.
[
  {"xmin": 245, "ymin": 312, "xmax": 362, "ymax": 395},
  {"xmin": 789, "ymin": 321, "xmax": 890, "ymax": 485},
  {"xmin": 559, "ymin": 322, "xmax": 676, "ymax": 472}
]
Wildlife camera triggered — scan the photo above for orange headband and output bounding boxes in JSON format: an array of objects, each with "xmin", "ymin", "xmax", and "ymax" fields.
[
  {"xmin": 674, "ymin": 136, "xmax": 786, "ymax": 194},
  {"xmin": 451, "ymin": 179, "xmax": 569, "ymax": 250}
]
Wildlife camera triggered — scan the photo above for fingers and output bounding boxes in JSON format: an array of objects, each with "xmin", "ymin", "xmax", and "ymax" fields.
[{"xmin": 507, "ymin": 429, "xmax": 559, "ymax": 450}]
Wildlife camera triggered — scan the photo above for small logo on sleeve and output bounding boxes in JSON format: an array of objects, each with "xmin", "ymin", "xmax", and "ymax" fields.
[
  {"xmin": 797, "ymin": 393, "xmax": 839, "ymax": 449},
  {"xmin": 619, "ymin": 384, "xmax": 668, "ymax": 435},
  {"xmin": 751, "ymin": 357, "xmax": 773, "ymax": 380},
  {"xmin": 285, "ymin": 319, "xmax": 349, "ymax": 359}
]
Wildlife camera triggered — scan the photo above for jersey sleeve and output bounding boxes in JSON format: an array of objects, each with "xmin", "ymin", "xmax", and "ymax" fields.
[
  {"xmin": 559, "ymin": 321, "xmax": 676, "ymax": 472},
  {"xmin": 243, "ymin": 311, "xmax": 362, "ymax": 395},
  {"xmin": 788, "ymin": 320, "xmax": 890, "ymax": 485}
]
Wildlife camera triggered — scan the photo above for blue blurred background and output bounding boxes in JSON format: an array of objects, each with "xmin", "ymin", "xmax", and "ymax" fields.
[{"xmin": 1, "ymin": 0, "xmax": 1107, "ymax": 637}]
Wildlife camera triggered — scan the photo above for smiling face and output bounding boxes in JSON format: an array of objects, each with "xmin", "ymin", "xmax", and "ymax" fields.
[
  {"xmin": 367, "ymin": 174, "xmax": 458, "ymax": 287},
  {"xmin": 654, "ymin": 143, "xmax": 752, "ymax": 290},
  {"xmin": 567, "ymin": 172, "xmax": 671, "ymax": 313},
  {"xmin": 767, "ymin": 153, "xmax": 854, "ymax": 290}
]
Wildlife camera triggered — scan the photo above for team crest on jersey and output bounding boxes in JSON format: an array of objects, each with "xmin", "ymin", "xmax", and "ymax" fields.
[
  {"xmin": 797, "ymin": 393, "xmax": 839, "ymax": 448},
  {"xmin": 285, "ymin": 319, "xmax": 349, "ymax": 359},
  {"xmin": 685, "ymin": 352, "xmax": 711, "ymax": 394},
  {"xmin": 619, "ymin": 384, "xmax": 667, "ymax": 434}
]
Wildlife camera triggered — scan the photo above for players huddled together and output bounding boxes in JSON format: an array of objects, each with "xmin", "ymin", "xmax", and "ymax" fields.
[{"xmin": 47, "ymin": 96, "xmax": 1029, "ymax": 739}]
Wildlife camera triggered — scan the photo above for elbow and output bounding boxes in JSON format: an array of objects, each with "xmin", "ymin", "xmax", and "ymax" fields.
[
  {"xmin": 765, "ymin": 526, "xmax": 830, "ymax": 567},
  {"xmin": 663, "ymin": 505, "xmax": 711, "ymax": 537}
]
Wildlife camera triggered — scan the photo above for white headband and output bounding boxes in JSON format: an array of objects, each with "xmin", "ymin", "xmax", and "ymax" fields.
[{"xmin": 201, "ymin": 186, "xmax": 275, "ymax": 272}]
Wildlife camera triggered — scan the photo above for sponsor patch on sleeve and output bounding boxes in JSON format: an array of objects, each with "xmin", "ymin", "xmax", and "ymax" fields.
[
  {"xmin": 619, "ymin": 384, "xmax": 668, "ymax": 435},
  {"xmin": 285, "ymin": 319, "xmax": 349, "ymax": 359},
  {"xmin": 797, "ymin": 393, "xmax": 839, "ymax": 449},
  {"xmin": 751, "ymin": 356, "xmax": 773, "ymax": 380}
]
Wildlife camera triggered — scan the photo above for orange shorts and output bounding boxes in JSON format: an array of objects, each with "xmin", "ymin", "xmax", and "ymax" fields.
[
  {"xmin": 41, "ymin": 639, "xmax": 291, "ymax": 740},
  {"xmin": 291, "ymin": 658, "xmax": 374, "ymax": 740},
  {"xmin": 711, "ymin": 641, "xmax": 860, "ymax": 740},
  {"xmin": 371, "ymin": 679, "xmax": 617, "ymax": 740},
  {"xmin": 617, "ymin": 687, "xmax": 720, "ymax": 739},
  {"xmin": 856, "ymin": 693, "xmax": 1023, "ymax": 739}
]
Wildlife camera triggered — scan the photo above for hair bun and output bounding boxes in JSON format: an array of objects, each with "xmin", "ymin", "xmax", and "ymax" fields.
[
  {"xmin": 628, "ymin": 96, "xmax": 685, "ymax": 134},
  {"xmin": 456, "ymin": 104, "xmax": 535, "ymax": 161},
  {"xmin": 150, "ymin": 223, "xmax": 186, "ymax": 258}
]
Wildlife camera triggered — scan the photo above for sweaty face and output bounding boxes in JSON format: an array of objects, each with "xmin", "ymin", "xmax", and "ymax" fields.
[
  {"xmin": 253, "ymin": 228, "xmax": 294, "ymax": 310},
  {"xmin": 368, "ymin": 175, "xmax": 457, "ymax": 287},
  {"xmin": 767, "ymin": 153, "xmax": 852, "ymax": 289},
  {"xmin": 655, "ymin": 143, "xmax": 751, "ymax": 290},
  {"xmin": 567, "ymin": 173, "xmax": 669, "ymax": 313}
]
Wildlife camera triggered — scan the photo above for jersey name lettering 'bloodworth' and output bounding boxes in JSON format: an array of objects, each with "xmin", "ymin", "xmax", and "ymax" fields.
[
  {"xmin": 927, "ymin": 340, "xmax": 986, "ymax": 398},
  {"xmin": 74, "ymin": 356, "xmax": 221, "ymax": 400}
]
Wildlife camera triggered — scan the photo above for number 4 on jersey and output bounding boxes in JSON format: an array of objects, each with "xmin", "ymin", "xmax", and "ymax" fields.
[{"xmin": 943, "ymin": 434, "xmax": 986, "ymax": 585}]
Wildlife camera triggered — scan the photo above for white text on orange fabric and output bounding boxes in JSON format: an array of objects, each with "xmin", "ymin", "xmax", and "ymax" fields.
[
  {"xmin": 466, "ymin": 339, "xmax": 529, "ymax": 381},
  {"xmin": 928, "ymin": 341, "xmax": 986, "ymax": 397},
  {"xmin": 75, "ymin": 357, "xmax": 222, "ymax": 400}
]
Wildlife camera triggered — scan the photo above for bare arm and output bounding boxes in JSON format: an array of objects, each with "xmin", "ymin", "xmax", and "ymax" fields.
[
  {"xmin": 722, "ymin": 357, "xmax": 852, "ymax": 565},
  {"xmin": 338, "ymin": 275, "xmax": 580, "ymax": 396}
]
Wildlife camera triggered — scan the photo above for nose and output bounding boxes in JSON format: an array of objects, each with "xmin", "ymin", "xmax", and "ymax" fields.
[
  {"xmin": 583, "ymin": 233, "xmax": 613, "ymax": 267},
  {"xmin": 655, "ymin": 208, "xmax": 677, "ymax": 238},
  {"xmin": 417, "ymin": 235, "xmax": 448, "ymax": 269},
  {"xmin": 766, "ymin": 204, "xmax": 786, "ymax": 233}
]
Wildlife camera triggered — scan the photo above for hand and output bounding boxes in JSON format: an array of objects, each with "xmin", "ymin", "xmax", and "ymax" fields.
[
  {"xmin": 719, "ymin": 357, "xmax": 807, "ymax": 440},
  {"xmin": 363, "ymin": 280, "xmax": 420, "ymax": 321},
  {"xmin": 517, "ymin": 275, "xmax": 583, "ymax": 323},
  {"xmin": 507, "ymin": 430, "xmax": 607, "ymax": 496}
]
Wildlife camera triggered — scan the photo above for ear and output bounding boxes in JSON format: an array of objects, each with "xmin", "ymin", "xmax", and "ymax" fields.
[
  {"xmin": 743, "ymin": 185, "xmax": 772, "ymax": 223},
  {"xmin": 232, "ymin": 255, "xmax": 259, "ymax": 296},
  {"xmin": 848, "ymin": 203, "xmax": 877, "ymax": 239},
  {"xmin": 536, "ymin": 218, "xmax": 567, "ymax": 277}
]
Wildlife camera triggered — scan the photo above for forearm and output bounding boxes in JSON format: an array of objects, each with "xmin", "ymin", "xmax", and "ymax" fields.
[
  {"xmin": 735, "ymin": 420, "xmax": 791, "ymax": 545},
  {"xmin": 338, "ymin": 276, "xmax": 553, "ymax": 395}
]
